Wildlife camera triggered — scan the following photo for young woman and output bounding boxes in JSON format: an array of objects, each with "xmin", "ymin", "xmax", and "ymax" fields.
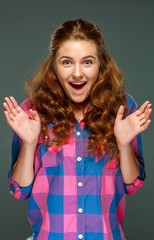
[{"xmin": 3, "ymin": 19, "xmax": 152, "ymax": 240}]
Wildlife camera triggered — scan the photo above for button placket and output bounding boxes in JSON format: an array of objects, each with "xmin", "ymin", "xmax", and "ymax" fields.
[{"xmin": 75, "ymin": 124, "xmax": 85, "ymax": 236}]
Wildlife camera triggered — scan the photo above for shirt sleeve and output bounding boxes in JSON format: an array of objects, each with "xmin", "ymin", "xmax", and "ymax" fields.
[
  {"xmin": 124, "ymin": 94, "xmax": 146, "ymax": 195},
  {"xmin": 8, "ymin": 131, "xmax": 34, "ymax": 201},
  {"xmin": 8, "ymin": 98, "xmax": 43, "ymax": 201}
]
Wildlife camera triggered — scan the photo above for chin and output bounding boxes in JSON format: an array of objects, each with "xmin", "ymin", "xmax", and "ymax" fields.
[
  {"xmin": 71, "ymin": 97, "xmax": 88, "ymax": 105},
  {"xmin": 71, "ymin": 98, "xmax": 85, "ymax": 103}
]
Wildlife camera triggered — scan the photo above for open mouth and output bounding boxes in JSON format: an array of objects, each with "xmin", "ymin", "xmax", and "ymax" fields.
[{"xmin": 69, "ymin": 82, "xmax": 86, "ymax": 90}]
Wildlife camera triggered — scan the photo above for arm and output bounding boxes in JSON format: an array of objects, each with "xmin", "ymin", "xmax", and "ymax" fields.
[
  {"xmin": 3, "ymin": 97, "xmax": 41, "ymax": 188},
  {"xmin": 12, "ymin": 141, "xmax": 37, "ymax": 187},
  {"xmin": 118, "ymin": 144, "xmax": 140, "ymax": 184},
  {"xmin": 114, "ymin": 100, "xmax": 152, "ymax": 184}
]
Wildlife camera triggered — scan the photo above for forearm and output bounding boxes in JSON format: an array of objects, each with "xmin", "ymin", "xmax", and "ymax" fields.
[
  {"xmin": 12, "ymin": 141, "xmax": 37, "ymax": 187},
  {"xmin": 118, "ymin": 143, "xmax": 140, "ymax": 184}
]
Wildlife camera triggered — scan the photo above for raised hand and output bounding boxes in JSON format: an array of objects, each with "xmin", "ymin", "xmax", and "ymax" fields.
[
  {"xmin": 3, "ymin": 96, "xmax": 41, "ymax": 145},
  {"xmin": 114, "ymin": 101, "xmax": 152, "ymax": 147}
]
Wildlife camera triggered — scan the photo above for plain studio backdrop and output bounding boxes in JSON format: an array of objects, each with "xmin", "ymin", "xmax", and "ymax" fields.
[{"xmin": 0, "ymin": 1, "xmax": 153, "ymax": 239}]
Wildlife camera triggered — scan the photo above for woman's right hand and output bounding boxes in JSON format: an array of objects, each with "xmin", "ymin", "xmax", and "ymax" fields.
[{"xmin": 3, "ymin": 96, "xmax": 41, "ymax": 145}]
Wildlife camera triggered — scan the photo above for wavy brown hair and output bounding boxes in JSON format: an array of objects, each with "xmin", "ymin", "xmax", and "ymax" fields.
[{"xmin": 25, "ymin": 19, "xmax": 127, "ymax": 158}]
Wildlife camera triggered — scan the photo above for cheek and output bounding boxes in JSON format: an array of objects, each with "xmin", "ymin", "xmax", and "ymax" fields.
[
  {"xmin": 57, "ymin": 68, "xmax": 71, "ymax": 80},
  {"xmin": 86, "ymin": 68, "xmax": 99, "ymax": 81}
]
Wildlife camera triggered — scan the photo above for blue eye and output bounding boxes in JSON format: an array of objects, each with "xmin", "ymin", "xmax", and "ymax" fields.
[
  {"xmin": 63, "ymin": 60, "xmax": 71, "ymax": 65},
  {"xmin": 84, "ymin": 60, "xmax": 92, "ymax": 65}
]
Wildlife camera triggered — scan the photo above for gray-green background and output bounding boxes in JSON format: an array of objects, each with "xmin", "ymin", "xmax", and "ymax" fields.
[{"xmin": 0, "ymin": 1, "xmax": 153, "ymax": 239}]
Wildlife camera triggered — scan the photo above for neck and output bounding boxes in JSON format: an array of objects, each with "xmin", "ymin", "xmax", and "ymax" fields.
[
  {"xmin": 74, "ymin": 111, "xmax": 84, "ymax": 122},
  {"xmin": 71, "ymin": 101, "xmax": 86, "ymax": 122}
]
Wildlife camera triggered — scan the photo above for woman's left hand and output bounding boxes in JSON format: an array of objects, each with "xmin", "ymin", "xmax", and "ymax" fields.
[{"xmin": 114, "ymin": 101, "xmax": 152, "ymax": 147}]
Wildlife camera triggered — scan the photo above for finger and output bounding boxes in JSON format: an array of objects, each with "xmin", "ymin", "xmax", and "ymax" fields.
[
  {"xmin": 9, "ymin": 112, "xmax": 17, "ymax": 122},
  {"xmin": 4, "ymin": 97, "xmax": 23, "ymax": 121},
  {"xmin": 147, "ymin": 109, "xmax": 152, "ymax": 120},
  {"xmin": 138, "ymin": 111, "xmax": 151, "ymax": 122},
  {"xmin": 4, "ymin": 96, "xmax": 22, "ymax": 115},
  {"xmin": 136, "ymin": 101, "xmax": 150, "ymax": 116},
  {"xmin": 145, "ymin": 104, "xmax": 152, "ymax": 113},
  {"xmin": 28, "ymin": 109, "xmax": 40, "ymax": 120},
  {"xmin": 140, "ymin": 108, "xmax": 152, "ymax": 125},
  {"xmin": 9, "ymin": 96, "xmax": 22, "ymax": 113},
  {"xmin": 141, "ymin": 119, "xmax": 151, "ymax": 131},
  {"xmin": 146, "ymin": 103, "xmax": 152, "ymax": 110},
  {"xmin": 3, "ymin": 98, "xmax": 13, "ymax": 114},
  {"xmin": 116, "ymin": 105, "xmax": 125, "ymax": 120},
  {"xmin": 139, "ymin": 117, "xmax": 148, "ymax": 126},
  {"xmin": 4, "ymin": 111, "xmax": 14, "ymax": 126},
  {"xmin": 4, "ymin": 111, "xmax": 11, "ymax": 123},
  {"xmin": 4, "ymin": 111, "xmax": 20, "ymax": 132},
  {"xmin": 3, "ymin": 102, "xmax": 11, "ymax": 113},
  {"xmin": 3, "ymin": 101, "xmax": 18, "ymax": 118},
  {"xmin": 138, "ymin": 113, "xmax": 146, "ymax": 121},
  {"xmin": 4, "ymin": 97, "xmax": 17, "ymax": 115}
]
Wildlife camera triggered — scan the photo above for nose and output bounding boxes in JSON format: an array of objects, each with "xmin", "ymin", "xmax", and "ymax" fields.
[{"xmin": 72, "ymin": 64, "xmax": 83, "ymax": 79}]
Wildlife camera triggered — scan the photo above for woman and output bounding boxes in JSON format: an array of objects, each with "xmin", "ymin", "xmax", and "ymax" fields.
[{"xmin": 3, "ymin": 19, "xmax": 152, "ymax": 240}]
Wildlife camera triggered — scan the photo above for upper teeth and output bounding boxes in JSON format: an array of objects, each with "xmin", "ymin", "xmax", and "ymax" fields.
[{"xmin": 72, "ymin": 82, "xmax": 84, "ymax": 85}]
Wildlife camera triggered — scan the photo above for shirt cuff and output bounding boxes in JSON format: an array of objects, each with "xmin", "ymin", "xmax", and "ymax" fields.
[
  {"xmin": 138, "ymin": 162, "xmax": 146, "ymax": 180},
  {"xmin": 124, "ymin": 162, "xmax": 145, "ymax": 195},
  {"xmin": 8, "ymin": 169, "xmax": 33, "ymax": 201}
]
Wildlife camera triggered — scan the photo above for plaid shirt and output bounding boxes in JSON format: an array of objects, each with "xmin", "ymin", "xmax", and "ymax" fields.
[{"xmin": 8, "ymin": 94, "xmax": 145, "ymax": 240}]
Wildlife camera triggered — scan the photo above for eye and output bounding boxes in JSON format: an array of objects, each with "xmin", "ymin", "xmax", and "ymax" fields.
[
  {"xmin": 62, "ymin": 60, "xmax": 72, "ymax": 66},
  {"xmin": 83, "ymin": 59, "xmax": 92, "ymax": 66}
]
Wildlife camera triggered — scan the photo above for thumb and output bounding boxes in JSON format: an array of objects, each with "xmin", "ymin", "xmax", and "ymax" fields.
[
  {"xmin": 116, "ymin": 105, "xmax": 125, "ymax": 120},
  {"xmin": 29, "ymin": 109, "xmax": 39, "ymax": 120}
]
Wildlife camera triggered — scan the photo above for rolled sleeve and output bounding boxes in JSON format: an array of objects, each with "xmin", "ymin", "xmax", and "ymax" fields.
[
  {"xmin": 124, "ymin": 94, "xmax": 146, "ymax": 195},
  {"xmin": 124, "ymin": 162, "xmax": 145, "ymax": 195},
  {"xmin": 8, "ymin": 169, "xmax": 33, "ymax": 201},
  {"xmin": 8, "ymin": 129, "xmax": 34, "ymax": 201}
]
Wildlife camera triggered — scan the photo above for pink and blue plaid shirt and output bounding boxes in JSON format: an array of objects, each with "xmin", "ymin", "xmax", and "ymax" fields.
[{"xmin": 8, "ymin": 94, "xmax": 145, "ymax": 240}]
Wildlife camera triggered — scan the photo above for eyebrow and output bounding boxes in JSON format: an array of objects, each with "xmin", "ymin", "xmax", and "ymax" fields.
[{"xmin": 59, "ymin": 55, "xmax": 97, "ymax": 60}]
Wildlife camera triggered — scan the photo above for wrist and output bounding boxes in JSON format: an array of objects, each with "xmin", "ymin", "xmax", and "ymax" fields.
[
  {"xmin": 22, "ymin": 140, "xmax": 38, "ymax": 151},
  {"xmin": 117, "ymin": 142, "xmax": 132, "ymax": 152}
]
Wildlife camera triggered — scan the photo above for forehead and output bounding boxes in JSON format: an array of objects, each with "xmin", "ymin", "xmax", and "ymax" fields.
[{"xmin": 57, "ymin": 40, "xmax": 98, "ymax": 57}]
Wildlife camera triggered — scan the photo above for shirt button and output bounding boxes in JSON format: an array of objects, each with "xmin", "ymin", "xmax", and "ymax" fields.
[
  {"xmin": 77, "ymin": 156, "xmax": 82, "ymax": 162},
  {"xmin": 78, "ymin": 234, "xmax": 83, "ymax": 239},
  {"xmin": 78, "ymin": 181, "xmax": 83, "ymax": 187},
  {"xmin": 76, "ymin": 131, "xmax": 81, "ymax": 136},
  {"xmin": 78, "ymin": 208, "xmax": 83, "ymax": 213}
]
